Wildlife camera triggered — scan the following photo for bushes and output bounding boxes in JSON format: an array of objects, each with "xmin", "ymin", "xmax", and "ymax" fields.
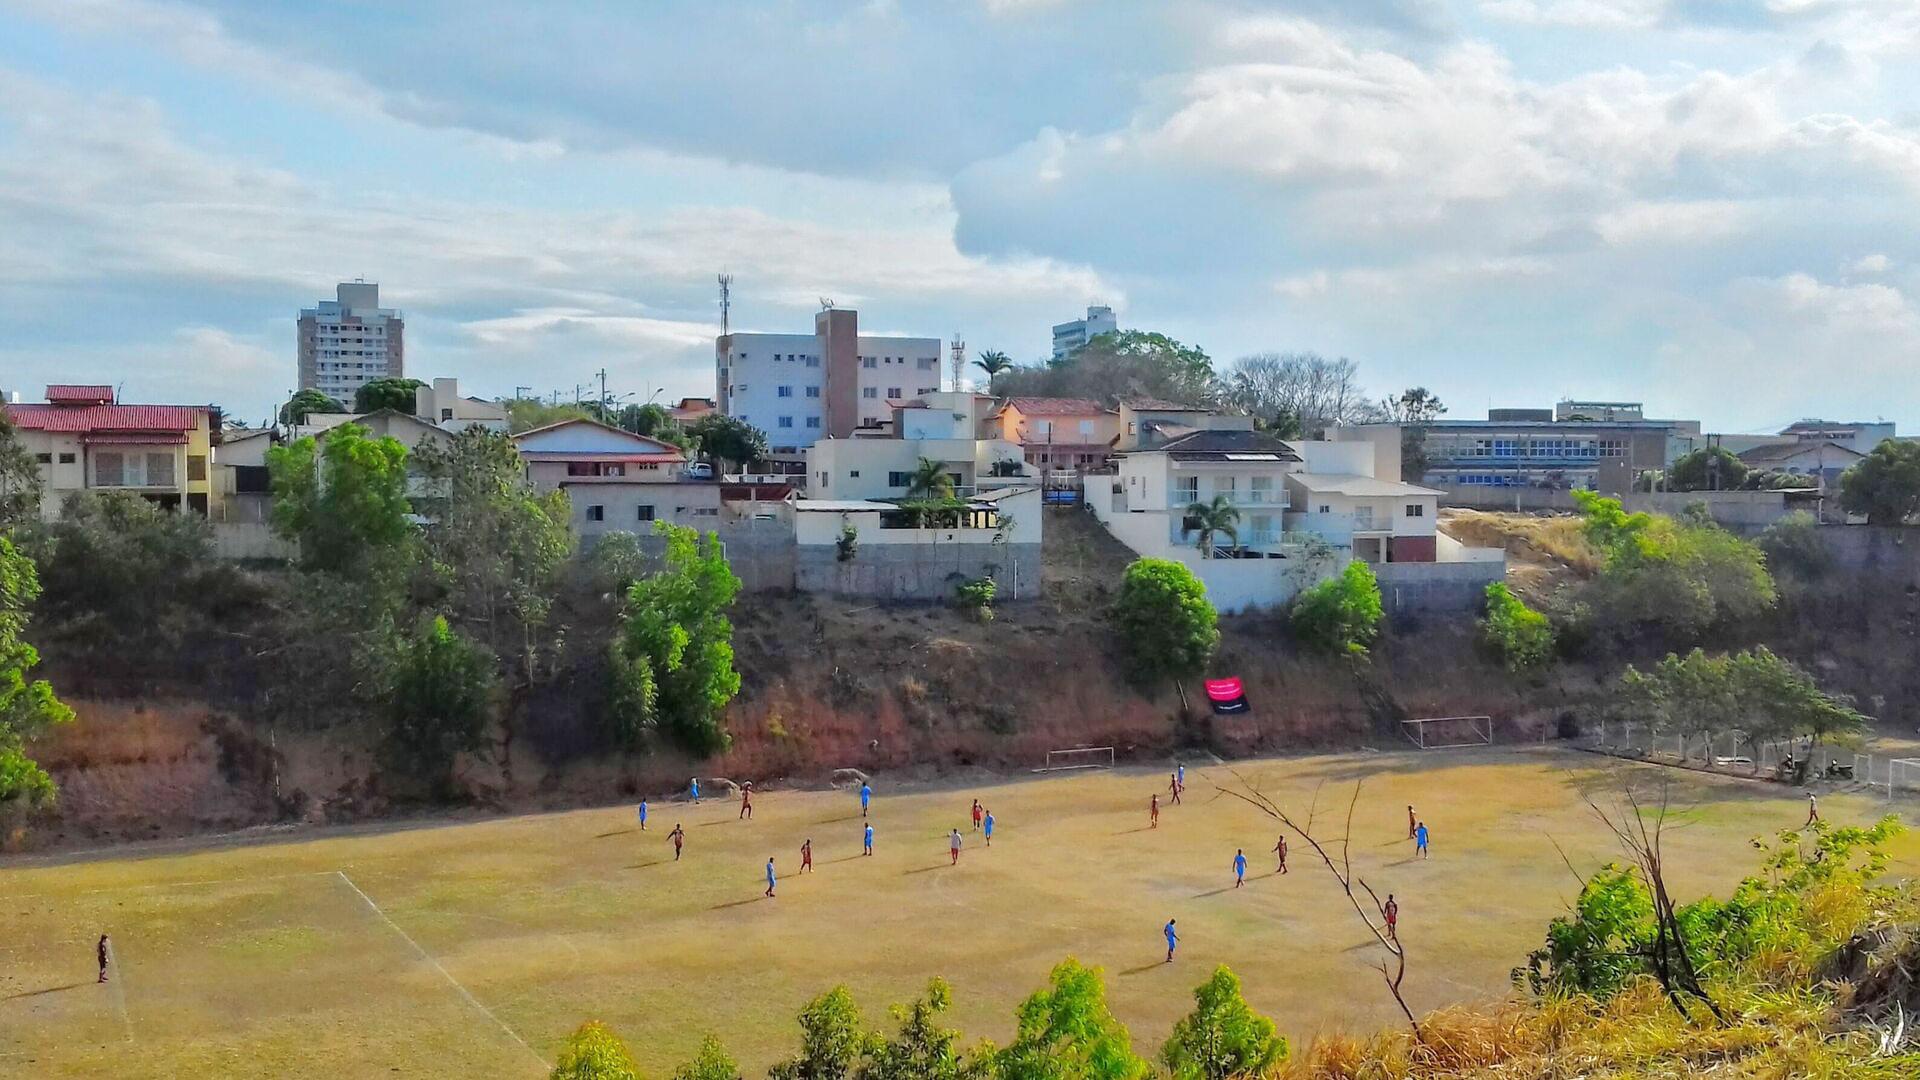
[
  {"xmin": 1161, "ymin": 965, "xmax": 1288, "ymax": 1080},
  {"xmin": 1758, "ymin": 511, "xmax": 1830, "ymax": 579},
  {"xmin": 1112, "ymin": 559, "xmax": 1219, "ymax": 691},
  {"xmin": 551, "ymin": 1020, "xmax": 642, "ymax": 1080},
  {"xmin": 1290, "ymin": 561, "xmax": 1382, "ymax": 655},
  {"xmin": 954, "ymin": 576, "xmax": 997, "ymax": 623},
  {"xmin": 1570, "ymin": 490, "xmax": 1774, "ymax": 640},
  {"xmin": 1480, "ymin": 583, "xmax": 1553, "ymax": 671},
  {"xmin": 385, "ymin": 615, "xmax": 495, "ymax": 790}
]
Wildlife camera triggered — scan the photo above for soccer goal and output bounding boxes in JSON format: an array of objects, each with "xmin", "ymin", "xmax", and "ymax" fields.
[
  {"xmin": 1401, "ymin": 715, "xmax": 1494, "ymax": 750},
  {"xmin": 1039, "ymin": 746, "xmax": 1116, "ymax": 772},
  {"xmin": 1890, "ymin": 758, "xmax": 1920, "ymax": 797}
]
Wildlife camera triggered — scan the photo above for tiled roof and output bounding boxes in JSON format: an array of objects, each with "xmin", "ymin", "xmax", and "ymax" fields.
[
  {"xmin": 1001, "ymin": 396, "xmax": 1109, "ymax": 416},
  {"xmin": 1147, "ymin": 430, "xmax": 1302, "ymax": 460},
  {"xmin": 4, "ymin": 403, "xmax": 203, "ymax": 433},
  {"xmin": 46, "ymin": 384, "xmax": 115, "ymax": 404}
]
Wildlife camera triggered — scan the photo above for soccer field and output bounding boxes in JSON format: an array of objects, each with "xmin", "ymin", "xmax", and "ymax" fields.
[{"xmin": 3, "ymin": 747, "xmax": 1915, "ymax": 1077}]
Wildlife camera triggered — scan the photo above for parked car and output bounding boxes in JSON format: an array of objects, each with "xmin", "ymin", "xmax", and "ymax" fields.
[{"xmin": 685, "ymin": 461, "xmax": 713, "ymax": 479}]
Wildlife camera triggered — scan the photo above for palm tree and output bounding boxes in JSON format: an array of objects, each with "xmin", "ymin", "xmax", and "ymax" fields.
[
  {"xmin": 904, "ymin": 456, "xmax": 958, "ymax": 527},
  {"xmin": 1182, "ymin": 495, "xmax": 1240, "ymax": 558},
  {"xmin": 972, "ymin": 349, "xmax": 1013, "ymax": 387}
]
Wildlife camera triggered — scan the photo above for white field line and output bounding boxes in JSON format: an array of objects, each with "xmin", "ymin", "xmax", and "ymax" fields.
[{"xmin": 334, "ymin": 870, "xmax": 545, "ymax": 1073}]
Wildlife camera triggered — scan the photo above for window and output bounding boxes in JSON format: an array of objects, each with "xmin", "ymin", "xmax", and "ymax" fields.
[
  {"xmin": 1405, "ymin": 503, "xmax": 1425, "ymax": 517},
  {"xmin": 1175, "ymin": 476, "xmax": 1199, "ymax": 502},
  {"xmin": 33, "ymin": 453, "xmax": 51, "ymax": 464},
  {"xmin": 805, "ymin": 356, "xmax": 820, "ymax": 368},
  {"xmin": 862, "ymin": 357, "xmax": 877, "ymax": 369},
  {"xmin": 586, "ymin": 505, "xmax": 605, "ymax": 522},
  {"xmin": 778, "ymin": 416, "xmax": 794, "ymax": 428},
  {"xmin": 818, "ymin": 471, "xmax": 829, "ymax": 489},
  {"xmin": 57, "ymin": 452, "xmax": 75, "ymax": 464},
  {"xmin": 918, "ymin": 357, "xmax": 937, "ymax": 369},
  {"xmin": 736, "ymin": 383, "xmax": 748, "ymax": 393},
  {"xmin": 188, "ymin": 455, "xmax": 207, "ymax": 482},
  {"xmin": 849, "ymin": 469, "xmax": 860, "ymax": 478},
  {"xmin": 805, "ymin": 386, "xmax": 820, "ymax": 398},
  {"xmin": 806, "ymin": 417, "xmax": 821, "ymax": 429},
  {"xmin": 636, "ymin": 505, "xmax": 655, "ymax": 522},
  {"xmin": 441, "ymin": 408, "xmax": 454, "ymax": 421},
  {"xmin": 919, "ymin": 387, "xmax": 938, "ymax": 395},
  {"xmin": 1250, "ymin": 475, "xmax": 1273, "ymax": 501},
  {"xmin": 1318, "ymin": 504, "xmax": 1331, "ymax": 514},
  {"xmin": 888, "ymin": 471, "xmax": 911, "ymax": 488},
  {"xmin": 886, "ymin": 388, "xmax": 902, "ymax": 399},
  {"xmin": 777, "ymin": 385, "xmax": 793, "ymax": 398},
  {"xmin": 862, "ymin": 387, "xmax": 878, "ymax": 399}
]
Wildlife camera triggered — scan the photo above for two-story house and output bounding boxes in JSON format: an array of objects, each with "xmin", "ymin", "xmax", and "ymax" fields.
[
  {"xmin": 987, "ymin": 397, "xmax": 1120, "ymax": 471},
  {"xmin": 1098, "ymin": 430, "xmax": 1303, "ymax": 557},
  {"xmin": 1283, "ymin": 473, "xmax": 1442, "ymax": 563},
  {"xmin": 510, "ymin": 417, "xmax": 713, "ymax": 538},
  {"xmin": 3, "ymin": 384, "xmax": 221, "ymax": 517}
]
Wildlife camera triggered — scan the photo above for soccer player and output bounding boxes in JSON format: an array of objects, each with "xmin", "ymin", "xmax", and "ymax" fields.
[
  {"xmin": 740, "ymin": 783, "xmax": 753, "ymax": 821},
  {"xmin": 860, "ymin": 781, "xmax": 872, "ymax": 818},
  {"xmin": 863, "ymin": 822, "xmax": 875, "ymax": 856},
  {"xmin": 1163, "ymin": 918, "xmax": 1179, "ymax": 963},
  {"xmin": 96, "ymin": 934, "xmax": 110, "ymax": 984},
  {"xmin": 1273, "ymin": 834, "xmax": 1288, "ymax": 874},
  {"xmin": 637, "ymin": 798, "xmax": 649, "ymax": 831},
  {"xmin": 691, "ymin": 777, "xmax": 701, "ymax": 804},
  {"xmin": 1233, "ymin": 848, "xmax": 1248, "ymax": 888},
  {"xmin": 1806, "ymin": 793, "xmax": 1820, "ymax": 826},
  {"xmin": 765, "ymin": 857, "xmax": 777, "ymax": 898},
  {"xmin": 1150, "ymin": 793, "xmax": 1160, "ymax": 828},
  {"xmin": 1415, "ymin": 821, "xmax": 1430, "ymax": 859},
  {"xmin": 972, "ymin": 799, "xmax": 983, "ymax": 831},
  {"xmin": 1177, "ymin": 762, "xmax": 1186, "ymax": 792},
  {"xmin": 1407, "ymin": 804, "xmax": 1416, "ymax": 840},
  {"xmin": 801, "ymin": 838, "xmax": 813, "ymax": 873},
  {"xmin": 1169, "ymin": 772, "xmax": 1182, "ymax": 805},
  {"xmin": 950, "ymin": 828, "xmax": 963, "ymax": 865},
  {"xmin": 669, "ymin": 823, "xmax": 686, "ymax": 861},
  {"xmin": 983, "ymin": 810, "xmax": 995, "ymax": 846},
  {"xmin": 1383, "ymin": 894, "xmax": 1399, "ymax": 941}
]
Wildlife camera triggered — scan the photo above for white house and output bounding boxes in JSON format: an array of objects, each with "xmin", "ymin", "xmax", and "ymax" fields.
[
  {"xmin": 1097, "ymin": 429, "xmax": 1304, "ymax": 556},
  {"xmin": 511, "ymin": 417, "xmax": 688, "ymax": 491},
  {"xmin": 1283, "ymin": 474, "xmax": 1442, "ymax": 564},
  {"xmin": 807, "ymin": 432, "xmax": 1034, "ymax": 502}
]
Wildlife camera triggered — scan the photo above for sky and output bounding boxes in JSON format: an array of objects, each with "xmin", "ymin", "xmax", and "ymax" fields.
[{"xmin": 1, "ymin": 0, "xmax": 1917, "ymax": 433}]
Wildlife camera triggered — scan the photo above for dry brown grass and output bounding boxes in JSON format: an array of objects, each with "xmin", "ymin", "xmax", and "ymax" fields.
[{"xmin": 1439, "ymin": 511, "xmax": 1601, "ymax": 577}]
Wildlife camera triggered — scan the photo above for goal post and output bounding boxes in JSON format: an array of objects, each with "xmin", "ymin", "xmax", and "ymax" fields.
[
  {"xmin": 1401, "ymin": 715, "xmax": 1494, "ymax": 750},
  {"xmin": 1039, "ymin": 746, "xmax": 1116, "ymax": 772},
  {"xmin": 1890, "ymin": 758, "xmax": 1920, "ymax": 798}
]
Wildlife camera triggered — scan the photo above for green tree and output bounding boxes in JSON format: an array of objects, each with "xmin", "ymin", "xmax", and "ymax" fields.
[
  {"xmin": 770, "ymin": 986, "xmax": 866, "ymax": 1080},
  {"xmin": 1481, "ymin": 582, "xmax": 1554, "ymax": 671},
  {"xmin": 857, "ymin": 979, "xmax": 980, "ymax": 1080},
  {"xmin": 672, "ymin": 1035, "xmax": 740, "ymax": 1080},
  {"xmin": 1290, "ymin": 560, "xmax": 1384, "ymax": 655},
  {"xmin": 905, "ymin": 457, "xmax": 957, "ymax": 501},
  {"xmin": 1160, "ymin": 966, "xmax": 1288, "ymax": 1080},
  {"xmin": 687, "ymin": 415, "xmax": 769, "ymax": 471},
  {"xmin": 609, "ymin": 523, "xmax": 742, "ymax": 754},
  {"xmin": 412, "ymin": 427, "xmax": 575, "ymax": 682},
  {"xmin": 267, "ymin": 424, "xmax": 415, "ymax": 574},
  {"xmin": 1112, "ymin": 559, "xmax": 1219, "ymax": 701},
  {"xmin": 1181, "ymin": 495, "xmax": 1240, "ymax": 558},
  {"xmin": 1666, "ymin": 447, "xmax": 1750, "ymax": 492},
  {"xmin": 386, "ymin": 615, "xmax": 495, "ymax": 790},
  {"xmin": 0, "ymin": 413, "xmax": 42, "ymax": 531},
  {"xmin": 998, "ymin": 331, "xmax": 1214, "ymax": 406},
  {"xmin": 996, "ymin": 958, "xmax": 1150, "ymax": 1080},
  {"xmin": 506, "ymin": 398, "xmax": 597, "ymax": 434},
  {"xmin": 1621, "ymin": 646, "xmax": 1866, "ymax": 762},
  {"xmin": 353, "ymin": 377, "xmax": 427, "ymax": 414},
  {"xmin": 1381, "ymin": 387, "xmax": 1448, "ymax": 478},
  {"xmin": 1839, "ymin": 439, "xmax": 1920, "ymax": 524},
  {"xmin": 1757, "ymin": 511, "xmax": 1829, "ymax": 580},
  {"xmin": 279, "ymin": 389, "xmax": 345, "ymax": 425},
  {"xmin": 551, "ymin": 1020, "xmax": 642, "ymax": 1080},
  {"xmin": 1571, "ymin": 491, "xmax": 1775, "ymax": 639},
  {"xmin": 0, "ymin": 536, "xmax": 74, "ymax": 808},
  {"xmin": 973, "ymin": 349, "xmax": 1013, "ymax": 386}
]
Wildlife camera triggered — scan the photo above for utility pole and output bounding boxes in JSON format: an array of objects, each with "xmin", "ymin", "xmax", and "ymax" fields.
[{"xmin": 597, "ymin": 368, "xmax": 609, "ymax": 419}]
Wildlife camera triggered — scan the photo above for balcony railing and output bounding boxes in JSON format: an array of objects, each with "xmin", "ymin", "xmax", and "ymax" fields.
[{"xmin": 1171, "ymin": 491, "xmax": 1289, "ymax": 509}]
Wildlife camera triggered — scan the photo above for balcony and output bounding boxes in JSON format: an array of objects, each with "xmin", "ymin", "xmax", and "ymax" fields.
[{"xmin": 1170, "ymin": 490, "xmax": 1289, "ymax": 509}]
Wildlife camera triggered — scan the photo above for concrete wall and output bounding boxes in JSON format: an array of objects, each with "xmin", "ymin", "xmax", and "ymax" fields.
[
  {"xmin": 212, "ymin": 522, "xmax": 296, "ymax": 561},
  {"xmin": 1374, "ymin": 559, "xmax": 1507, "ymax": 614},
  {"xmin": 1437, "ymin": 485, "xmax": 1802, "ymax": 532},
  {"xmin": 796, "ymin": 542, "xmax": 1041, "ymax": 601},
  {"xmin": 1814, "ymin": 525, "xmax": 1920, "ymax": 576}
]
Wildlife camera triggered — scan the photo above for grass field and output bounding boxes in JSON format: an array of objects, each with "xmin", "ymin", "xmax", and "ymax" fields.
[{"xmin": 4, "ymin": 747, "xmax": 1917, "ymax": 1078}]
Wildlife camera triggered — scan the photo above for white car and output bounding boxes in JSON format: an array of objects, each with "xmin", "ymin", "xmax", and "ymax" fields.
[{"xmin": 685, "ymin": 462, "xmax": 713, "ymax": 479}]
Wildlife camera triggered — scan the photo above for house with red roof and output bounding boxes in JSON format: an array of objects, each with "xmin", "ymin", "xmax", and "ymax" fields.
[
  {"xmin": 986, "ymin": 396, "xmax": 1120, "ymax": 471},
  {"xmin": 3, "ymin": 385, "xmax": 221, "ymax": 517},
  {"xmin": 510, "ymin": 417, "xmax": 715, "ymax": 539}
]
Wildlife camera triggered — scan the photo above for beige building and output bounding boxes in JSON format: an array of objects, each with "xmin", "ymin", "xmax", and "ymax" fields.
[
  {"xmin": 1115, "ymin": 397, "xmax": 1256, "ymax": 451},
  {"xmin": 3, "ymin": 384, "xmax": 221, "ymax": 517},
  {"xmin": 806, "ymin": 433, "xmax": 1034, "ymax": 502},
  {"xmin": 414, "ymin": 377, "xmax": 508, "ymax": 432}
]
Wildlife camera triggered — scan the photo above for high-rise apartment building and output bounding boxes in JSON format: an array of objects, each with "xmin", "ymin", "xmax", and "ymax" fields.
[
  {"xmin": 1051, "ymin": 304, "xmax": 1118, "ymax": 361},
  {"xmin": 298, "ymin": 281, "xmax": 404, "ymax": 402},
  {"xmin": 715, "ymin": 308, "xmax": 943, "ymax": 459}
]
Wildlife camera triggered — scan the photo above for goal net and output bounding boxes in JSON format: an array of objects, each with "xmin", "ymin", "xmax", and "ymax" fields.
[
  {"xmin": 1890, "ymin": 758, "xmax": 1920, "ymax": 796},
  {"xmin": 1039, "ymin": 746, "xmax": 1116, "ymax": 772},
  {"xmin": 1401, "ymin": 715, "xmax": 1494, "ymax": 750}
]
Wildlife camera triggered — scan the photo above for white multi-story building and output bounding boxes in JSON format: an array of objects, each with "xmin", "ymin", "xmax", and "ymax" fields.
[
  {"xmin": 1051, "ymin": 304, "xmax": 1118, "ymax": 361},
  {"xmin": 715, "ymin": 308, "xmax": 943, "ymax": 459},
  {"xmin": 298, "ymin": 281, "xmax": 404, "ymax": 403}
]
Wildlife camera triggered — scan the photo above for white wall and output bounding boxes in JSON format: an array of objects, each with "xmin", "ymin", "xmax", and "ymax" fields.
[
  {"xmin": 567, "ymin": 482, "xmax": 722, "ymax": 538},
  {"xmin": 1292, "ymin": 440, "xmax": 1375, "ymax": 476},
  {"xmin": 793, "ymin": 487, "xmax": 1041, "ymax": 546},
  {"xmin": 720, "ymin": 332, "xmax": 824, "ymax": 448}
]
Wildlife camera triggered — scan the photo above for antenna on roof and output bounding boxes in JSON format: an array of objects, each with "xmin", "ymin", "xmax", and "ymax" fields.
[
  {"xmin": 818, "ymin": 297, "xmax": 835, "ymax": 311},
  {"xmin": 717, "ymin": 273, "xmax": 733, "ymax": 336},
  {"xmin": 949, "ymin": 334, "xmax": 966, "ymax": 394}
]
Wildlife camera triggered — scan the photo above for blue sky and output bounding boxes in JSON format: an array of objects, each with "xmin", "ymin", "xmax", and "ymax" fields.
[{"xmin": 2, "ymin": 0, "xmax": 1917, "ymax": 432}]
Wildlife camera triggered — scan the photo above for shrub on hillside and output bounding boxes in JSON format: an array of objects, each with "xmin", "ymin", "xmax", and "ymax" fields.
[
  {"xmin": 1481, "ymin": 582, "xmax": 1554, "ymax": 671},
  {"xmin": 386, "ymin": 615, "xmax": 495, "ymax": 791},
  {"xmin": 1571, "ymin": 490, "xmax": 1774, "ymax": 640},
  {"xmin": 1290, "ymin": 560, "xmax": 1383, "ymax": 655},
  {"xmin": 1112, "ymin": 559, "xmax": 1219, "ymax": 694},
  {"xmin": 1758, "ymin": 511, "xmax": 1830, "ymax": 580}
]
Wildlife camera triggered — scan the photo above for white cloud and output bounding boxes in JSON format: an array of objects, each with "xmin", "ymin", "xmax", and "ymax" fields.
[{"xmin": 1850, "ymin": 253, "xmax": 1892, "ymax": 275}]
